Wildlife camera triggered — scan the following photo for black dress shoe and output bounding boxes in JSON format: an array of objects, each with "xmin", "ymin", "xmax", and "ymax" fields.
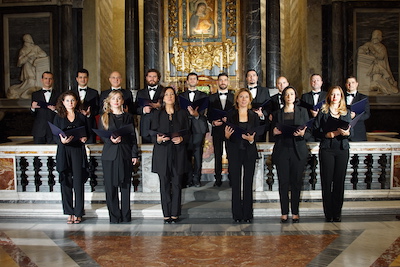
[
  {"xmin": 213, "ymin": 180, "xmax": 222, "ymax": 187},
  {"xmin": 244, "ymin": 219, "xmax": 252, "ymax": 223},
  {"xmin": 333, "ymin": 217, "xmax": 341, "ymax": 222},
  {"xmin": 164, "ymin": 218, "xmax": 171, "ymax": 224},
  {"xmin": 234, "ymin": 219, "xmax": 241, "ymax": 223},
  {"xmin": 194, "ymin": 182, "xmax": 201, "ymax": 188},
  {"xmin": 325, "ymin": 217, "xmax": 333, "ymax": 222},
  {"xmin": 170, "ymin": 217, "xmax": 179, "ymax": 223}
]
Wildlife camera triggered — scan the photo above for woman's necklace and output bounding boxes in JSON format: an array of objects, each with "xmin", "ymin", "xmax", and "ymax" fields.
[{"xmin": 330, "ymin": 107, "xmax": 339, "ymax": 116}]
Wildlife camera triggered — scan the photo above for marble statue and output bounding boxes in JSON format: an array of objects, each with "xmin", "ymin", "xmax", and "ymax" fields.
[
  {"xmin": 6, "ymin": 34, "xmax": 50, "ymax": 99},
  {"xmin": 357, "ymin": 30, "xmax": 399, "ymax": 95}
]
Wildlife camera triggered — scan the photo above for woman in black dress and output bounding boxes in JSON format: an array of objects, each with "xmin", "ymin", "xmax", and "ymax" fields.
[
  {"xmin": 54, "ymin": 91, "xmax": 88, "ymax": 224},
  {"xmin": 151, "ymin": 87, "xmax": 189, "ymax": 223},
  {"xmin": 224, "ymin": 88, "xmax": 260, "ymax": 223},
  {"xmin": 271, "ymin": 86, "xmax": 310, "ymax": 223},
  {"xmin": 99, "ymin": 90, "xmax": 139, "ymax": 223},
  {"xmin": 314, "ymin": 86, "xmax": 351, "ymax": 222}
]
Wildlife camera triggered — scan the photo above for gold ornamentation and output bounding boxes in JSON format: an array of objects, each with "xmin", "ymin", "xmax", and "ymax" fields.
[
  {"xmin": 169, "ymin": 0, "xmax": 178, "ymax": 36},
  {"xmin": 226, "ymin": 0, "xmax": 237, "ymax": 36},
  {"xmin": 170, "ymin": 37, "xmax": 236, "ymax": 72}
]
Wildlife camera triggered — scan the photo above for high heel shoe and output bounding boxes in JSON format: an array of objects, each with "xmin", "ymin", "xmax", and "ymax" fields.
[
  {"xmin": 280, "ymin": 215, "xmax": 288, "ymax": 223},
  {"xmin": 292, "ymin": 217, "xmax": 300, "ymax": 223},
  {"xmin": 164, "ymin": 217, "xmax": 171, "ymax": 224},
  {"xmin": 170, "ymin": 217, "xmax": 179, "ymax": 223}
]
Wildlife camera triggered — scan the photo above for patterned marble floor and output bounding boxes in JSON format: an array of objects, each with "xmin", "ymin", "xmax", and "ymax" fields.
[{"xmin": 1, "ymin": 215, "xmax": 400, "ymax": 267}]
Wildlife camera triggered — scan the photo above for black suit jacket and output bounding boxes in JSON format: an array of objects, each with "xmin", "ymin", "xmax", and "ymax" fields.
[
  {"xmin": 300, "ymin": 91, "xmax": 327, "ymax": 116},
  {"xmin": 135, "ymin": 85, "xmax": 164, "ymax": 140},
  {"xmin": 99, "ymin": 88, "xmax": 133, "ymax": 114},
  {"xmin": 346, "ymin": 92, "xmax": 370, "ymax": 141},
  {"xmin": 99, "ymin": 113, "xmax": 139, "ymax": 161},
  {"xmin": 151, "ymin": 109, "xmax": 189, "ymax": 175},
  {"xmin": 31, "ymin": 89, "xmax": 60, "ymax": 138},
  {"xmin": 180, "ymin": 90, "xmax": 209, "ymax": 138},
  {"xmin": 271, "ymin": 105, "xmax": 311, "ymax": 161},
  {"xmin": 53, "ymin": 111, "xmax": 89, "ymax": 173},
  {"xmin": 225, "ymin": 109, "xmax": 259, "ymax": 162},
  {"xmin": 208, "ymin": 91, "xmax": 234, "ymax": 137},
  {"xmin": 249, "ymin": 85, "xmax": 270, "ymax": 140},
  {"xmin": 268, "ymin": 93, "xmax": 282, "ymax": 114}
]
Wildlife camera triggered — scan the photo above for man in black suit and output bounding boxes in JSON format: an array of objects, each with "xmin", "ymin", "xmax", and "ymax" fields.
[
  {"xmin": 300, "ymin": 74, "xmax": 327, "ymax": 141},
  {"xmin": 268, "ymin": 76, "xmax": 289, "ymax": 142},
  {"xmin": 246, "ymin": 69, "xmax": 270, "ymax": 142},
  {"xmin": 345, "ymin": 76, "xmax": 370, "ymax": 141},
  {"xmin": 208, "ymin": 73, "xmax": 234, "ymax": 186},
  {"xmin": 99, "ymin": 71, "xmax": 133, "ymax": 114},
  {"xmin": 30, "ymin": 71, "xmax": 60, "ymax": 144},
  {"xmin": 72, "ymin": 69, "xmax": 99, "ymax": 144},
  {"xmin": 181, "ymin": 72, "xmax": 209, "ymax": 187},
  {"xmin": 135, "ymin": 69, "xmax": 163, "ymax": 143}
]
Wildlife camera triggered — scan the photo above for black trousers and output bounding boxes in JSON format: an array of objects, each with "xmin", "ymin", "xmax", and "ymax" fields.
[
  {"xmin": 274, "ymin": 147, "xmax": 307, "ymax": 215},
  {"xmin": 159, "ymin": 168, "xmax": 183, "ymax": 217},
  {"xmin": 212, "ymin": 133, "xmax": 226, "ymax": 180},
  {"xmin": 103, "ymin": 160, "xmax": 132, "ymax": 223},
  {"xmin": 319, "ymin": 148, "xmax": 349, "ymax": 219},
  {"xmin": 229, "ymin": 151, "xmax": 256, "ymax": 220},
  {"xmin": 59, "ymin": 147, "xmax": 85, "ymax": 217},
  {"xmin": 186, "ymin": 134, "xmax": 205, "ymax": 184}
]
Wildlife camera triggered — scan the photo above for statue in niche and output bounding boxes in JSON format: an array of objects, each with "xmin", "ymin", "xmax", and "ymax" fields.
[
  {"xmin": 189, "ymin": 1, "xmax": 215, "ymax": 37},
  {"xmin": 357, "ymin": 30, "xmax": 399, "ymax": 95},
  {"xmin": 6, "ymin": 34, "xmax": 50, "ymax": 99}
]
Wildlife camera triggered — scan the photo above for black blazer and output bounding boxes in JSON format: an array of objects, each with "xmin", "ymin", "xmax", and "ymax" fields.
[
  {"xmin": 346, "ymin": 92, "xmax": 370, "ymax": 141},
  {"xmin": 268, "ymin": 93, "xmax": 282, "ymax": 115},
  {"xmin": 180, "ymin": 90, "xmax": 209, "ymax": 136},
  {"xmin": 313, "ymin": 110, "xmax": 352, "ymax": 150},
  {"xmin": 271, "ymin": 105, "xmax": 311, "ymax": 161},
  {"xmin": 208, "ymin": 91, "xmax": 234, "ymax": 137},
  {"xmin": 300, "ymin": 91, "xmax": 327, "ymax": 116},
  {"xmin": 250, "ymin": 85, "xmax": 271, "ymax": 114},
  {"xmin": 225, "ymin": 109, "xmax": 259, "ymax": 162},
  {"xmin": 99, "ymin": 113, "xmax": 139, "ymax": 161},
  {"xmin": 135, "ymin": 85, "xmax": 164, "ymax": 139},
  {"xmin": 99, "ymin": 88, "xmax": 133, "ymax": 114},
  {"xmin": 71, "ymin": 87, "xmax": 100, "ymax": 116},
  {"xmin": 31, "ymin": 89, "xmax": 60, "ymax": 138},
  {"xmin": 151, "ymin": 109, "xmax": 190, "ymax": 175},
  {"xmin": 53, "ymin": 111, "xmax": 88, "ymax": 173}
]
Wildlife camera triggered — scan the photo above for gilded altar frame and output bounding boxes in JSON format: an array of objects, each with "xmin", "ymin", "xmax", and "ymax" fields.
[{"xmin": 164, "ymin": 0, "xmax": 241, "ymax": 92}]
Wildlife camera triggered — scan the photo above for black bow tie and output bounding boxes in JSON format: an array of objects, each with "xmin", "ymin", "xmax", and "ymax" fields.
[
  {"xmin": 43, "ymin": 89, "xmax": 51, "ymax": 93},
  {"xmin": 219, "ymin": 92, "xmax": 228, "ymax": 96},
  {"xmin": 79, "ymin": 88, "xmax": 87, "ymax": 91},
  {"xmin": 312, "ymin": 91, "xmax": 320, "ymax": 95},
  {"xmin": 149, "ymin": 87, "xmax": 157, "ymax": 91},
  {"xmin": 249, "ymin": 87, "xmax": 257, "ymax": 90},
  {"xmin": 112, "ymin": 88, "xmax": 121, "ymax": 91},
  {"xmin": 347, "ymin": 93, "xmax": 355, "ymax": 97},
  {"xmin": 189, "ymin": 91, "xmax": 196, "ymax": 94}
]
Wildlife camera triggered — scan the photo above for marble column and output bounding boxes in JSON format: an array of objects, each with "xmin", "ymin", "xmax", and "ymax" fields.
[
  {"xmin": 331, "ymin": 1, "xmax": 345, "ymax": 87},
  {"xmin": 143, "ymin": 0, "xmax": 161, "ymax": 72},
  {"xmin": 245, "ymin": 0, "xmax": 262, "ymax": 82},
  {"xmin": 60, "ymin": 1, "xmax": 74, "ymax": 91},
  {"xmin": 265, "ymin": 0, "xmax": 280, "ymax": 88},
  {"xmin": 73, "ymin": 1, "xmax": 83, "ymax": 72},
  {"xmin": 125, "ymin": 0, "xmax": 140, "ymax": 91}
]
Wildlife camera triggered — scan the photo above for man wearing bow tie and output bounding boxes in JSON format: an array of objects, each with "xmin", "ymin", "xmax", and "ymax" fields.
[
  {"xmin": 135, "ymin": 69, "xmax": 163, "ymax": 143},
  {"xmin": 99, "ymin": 71, "xmax": 133, "ymax": 114},
  {"xmin": 71, "ymin": 69, "xmax": 99, "ymax": 143},
  {"xmin": 208, "ymin": 73, "xmax": 234, "ymax": 186},
  {"xmin": 30, "ymin": 71, "xmax": 60, "ymax": 144},
  {"xmin": 268, "ymin": 76, "xmax": 289, "ymax": 142},
  {"xmin": 345, "ymin": 76, "xmax": 370, "ymax": 141},
  {"xmin": 180, "ymin": 73, "xmax": 209, "ymax": 187},
  {"xmin": 300, "ymin": 74, "xmax": 327, "ymax": 141},
  {"xmin": 246, "ymin": 69, "xmax": 270, "ymax": 142}
]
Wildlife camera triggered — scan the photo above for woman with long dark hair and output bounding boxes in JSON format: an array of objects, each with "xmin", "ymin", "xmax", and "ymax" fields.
[
  {"xmin": 99, "ymin": 90, "xmax": 139, "ymax": 224},
  {"xmin": 314, "ymin": 86, "xmax": 351, "ymax": 222},
  {"xmin": 151, "ymin": 87, "xmax": 189, "ymax": 223},
  {"xmin": 271, "ymin": 86, "xmax": 310, "ymax": 223},
  {"xmin": 54, "ymin": 91, "xmax": 88, "ymax": 224}
]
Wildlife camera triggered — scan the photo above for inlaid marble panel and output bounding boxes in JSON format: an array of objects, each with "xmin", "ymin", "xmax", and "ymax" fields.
[{"xmin": 0, "ymin": 157, "xmax": 15, "ymax": 190}]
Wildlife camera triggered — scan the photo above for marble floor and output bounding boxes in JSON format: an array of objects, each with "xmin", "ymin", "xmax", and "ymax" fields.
[{"xmin": 1, "ymin": 214, "xmax": 400, "ymax": 267}]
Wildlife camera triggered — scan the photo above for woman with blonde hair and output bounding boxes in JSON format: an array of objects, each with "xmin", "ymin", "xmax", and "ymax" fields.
[
  {"xmin": 99, "ymin": 90, "xmax": 138, "ymax": 223},
  {"xmin": 313, "ymin": 86, "xmax": 352, "ymax": 222}
]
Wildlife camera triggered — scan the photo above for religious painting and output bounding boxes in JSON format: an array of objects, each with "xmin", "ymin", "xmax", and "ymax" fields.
[
  {"xmin": 187, "ymin": 0, "xmax": 217, "ymax": 38},
  {"xmin": 0, "ymin": 157, "xmax": 16, "ymax": 191},
  {"xmin": 392, "ymin": 154, "xmax": 400, "ymax": 188},
  {"xmin": 2, "ymin": 12, "xmax": 52, "ymax": 99},
  {"xmin": 353, "ymin": 9, "xmax": 400, "ymax": 97}
]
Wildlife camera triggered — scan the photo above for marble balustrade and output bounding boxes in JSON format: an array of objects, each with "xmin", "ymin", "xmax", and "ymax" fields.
[{"xmin": 0, "ymin": 142, "xmax": 400, "ymax": 202}]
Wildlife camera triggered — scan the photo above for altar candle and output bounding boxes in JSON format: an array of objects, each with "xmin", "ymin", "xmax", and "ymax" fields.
[
  {"xmin": 220, "ymin": 52, "xmax": 223, "ymax": 71},
  {"xmin": 182, "ymin": 52, "xmax": 185, "ymax": 72}
]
